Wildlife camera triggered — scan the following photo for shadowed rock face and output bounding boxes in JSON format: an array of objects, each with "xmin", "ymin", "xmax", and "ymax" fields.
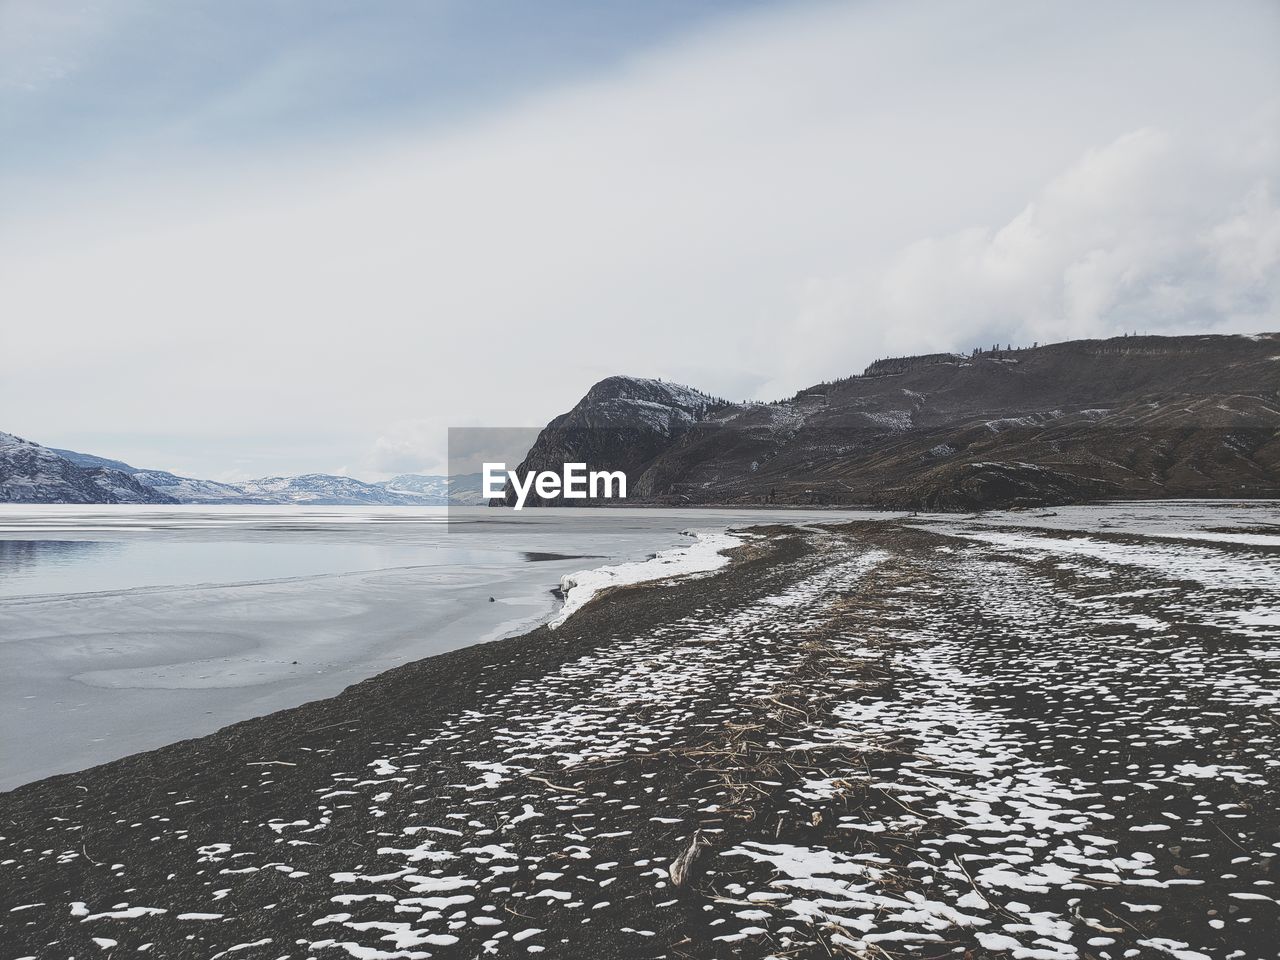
[{"xmin": 506, "ymin": 333, "xmax": 1280, "ymax": 510}]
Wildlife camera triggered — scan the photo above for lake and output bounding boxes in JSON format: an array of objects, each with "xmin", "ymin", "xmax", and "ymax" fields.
[{"xmin": 0, "ymin": 504, "xmax": 870, "ymax": 788}]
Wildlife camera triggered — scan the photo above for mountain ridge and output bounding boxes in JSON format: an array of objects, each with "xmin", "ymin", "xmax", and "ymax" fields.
[
  {"xmin": 505, "ymin": 332, "xmax": 1280, "ymax": 510},
  {"xmin": 0, "ymin": 433, "xmax": 177, "ymax": 505},
  {"xmin": 4, "ymin": 440, "xmax": 465, "ymax": 506}
]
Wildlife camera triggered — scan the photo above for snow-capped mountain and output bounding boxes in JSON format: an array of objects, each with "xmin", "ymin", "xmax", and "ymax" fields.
[
  {"xmin": 497, "ymin": 376, "xmax": 726, "ymax": 507},
  {"xmin": 383, "ymin": 473, "xmax": 486, "ymax": 505},
  {"xmin": 381, "ymin": 474, "xmax": 451, "ymax": 499},
  {"xmin": 1, "ymin": 433, "xmax": 176, "ymax": 504},
  {"xmin": 48, "ymin": 449, "xmax": 137, "ymax": 474},
  {"xmin": 51, "ymin": 450, "xmax": 247, "ymax": 503},
  {"xmin": 7, "ymin": 442, "xmax": 474, "ymax": 505},
  {"xmin": 235, "ymin": 474, "xmax": 428, "ymax": 506},
  {"xmin": 436, "ymin": 474, "xmax": 487, "ymax": 505},
  {"xmin": 129, "ymin": 470, "xmax": 248, "ymax": 502}
]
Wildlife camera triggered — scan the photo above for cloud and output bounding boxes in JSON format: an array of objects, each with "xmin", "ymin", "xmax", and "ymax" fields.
[
  {"xmin": 371, "ymin": 432, "xmax": 436, "ymax": 477},
  {"xmin": 773, "ymin": 122, "xmax": 1279, "ymax": 386},
  {"xmin": 1, "ymin": 0, "xmax": 1277, "ymax": 478},
  {"xmin": 1205, "ymin": 182, "xmax": 1280, "ymax": 298}
]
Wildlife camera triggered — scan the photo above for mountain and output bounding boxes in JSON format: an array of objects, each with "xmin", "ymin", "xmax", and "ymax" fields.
[
  {"xmin": 1, "ymin": 433, "xmax": 177, "ymax": 504},
  {"xmin": 381, "ymin": 474, "xmax": 452, "ymax": 499},
  {"xmin": 505, "ymin": 333, "xmax": 1280, "ymax": 510},
  {"xmin": 440, "ymin": 474, "xmax": 488, "ymax": 505},
  {"xmin": 12, "ymin": 445, "xmax": 469, "ymax": 506},
  {"xmin": 498, "ymin": 377, "xmax": 723, "ymax": 508},
  {"xmin": 129, "ymin": 470, "xmax": 248, "ymax": 502},
  {"xmin": 381, "ymin": 473, "xmax": 486, "ymax": 505},
  {"xmin": 48, "ymin": 449, "xmax": 138, "ymax": 474},
  {"xmin": 234, "ymin": 474, "xmax": 426, "ymax": 506},
  {"xmin": 49, "ymin": 450, "xmax": 247, "ymax": 502}
]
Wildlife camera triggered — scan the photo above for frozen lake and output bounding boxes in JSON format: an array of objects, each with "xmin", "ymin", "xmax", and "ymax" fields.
[
  {"xmin": 0, "ymin": 538, "xmax": 502, "ymax": 599},
  {"xmin": 0, "ymin": 505, "xmax": 872, "ymax": 789}
]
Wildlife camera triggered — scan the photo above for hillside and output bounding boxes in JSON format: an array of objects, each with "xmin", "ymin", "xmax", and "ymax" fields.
[
  {"xmin": 235, "ymin": 474, "xmax": 441, "ymax": 506},
  {"xmin": 0, "ymin": 433, "xmax": 176, "ymax": 504},
  {"xmin": 505, "ymin": 333, "xmax": 1280, "ymax": 510}
]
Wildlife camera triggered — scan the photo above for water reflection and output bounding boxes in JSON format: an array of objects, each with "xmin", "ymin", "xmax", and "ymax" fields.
[
  {"xmin": 0, "ymin": 540, "xmax": 113, "ymax": 578},
  {"xmin": 0, "ymin": 537, "xmax": 505, "ymax": 599}
]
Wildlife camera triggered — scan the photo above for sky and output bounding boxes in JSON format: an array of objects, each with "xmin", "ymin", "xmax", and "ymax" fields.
[{"xmin": 2, "ymin": 0, "xmax": 1277, "ymax": 481}]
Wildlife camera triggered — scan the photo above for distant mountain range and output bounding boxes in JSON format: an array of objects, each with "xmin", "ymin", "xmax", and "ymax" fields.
[
  {"xmin": 0, "ymin": 433, "xmax": 480, "ymax": 506},
  {"xmin": 504, "ymin": 332, "xmax": 1280, "ymax": 510}
]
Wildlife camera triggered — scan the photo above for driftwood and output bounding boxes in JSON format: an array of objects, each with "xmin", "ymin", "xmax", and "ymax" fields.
[{"xmin": 668, "ymin": 829, "xmax": 705, "ymax": 887}]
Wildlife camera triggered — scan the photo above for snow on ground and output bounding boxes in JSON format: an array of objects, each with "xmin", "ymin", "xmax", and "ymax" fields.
[
  {"xmin": 549, "ymin": 528, "xmax": 741, "ymax": 628},
  {"xmin": 725, "ymin": 537, "xmax": 1278, "ymax": 957},
  {"xmin": 920, "ymin": 501, "xmax": 1280, "ymax": 544},
  {"xmin": 923, "ymin": 525, "xmax": 1280, "ymax": 594},
  {"xmin": 1, "ymin": 506, "xmax": 1276, "ymax": 958}
]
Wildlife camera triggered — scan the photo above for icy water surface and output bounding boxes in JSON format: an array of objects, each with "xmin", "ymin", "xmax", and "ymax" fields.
[
  {"xmin": 0, "ymin": 538, "xmax": 497, "ymax": 599},
  {"xmin": 0, "ymin": 505, "xmax": 866, "ymax": 788}
]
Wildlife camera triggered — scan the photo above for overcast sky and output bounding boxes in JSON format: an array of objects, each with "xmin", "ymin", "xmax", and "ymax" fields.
[{"xmin": 2, "ymin": 0, "xmax": 1277, "ymax": 481}]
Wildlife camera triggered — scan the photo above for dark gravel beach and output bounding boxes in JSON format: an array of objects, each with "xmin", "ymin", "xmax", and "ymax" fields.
[{"xmin": 2, "ymin": 519, "xmax": 1277, "ymax": 960}]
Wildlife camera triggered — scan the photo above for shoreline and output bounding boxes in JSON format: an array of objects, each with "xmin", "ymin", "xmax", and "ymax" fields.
[
  {"xmin": 0, "ymin": 559, "xmax": 571, "ymax": 791},
  {"xmin": 2, "ymin": 514, "xmax": 1276, "ymax": 959},
  {"xmin": 0, "ymin": 507, "xmax": 876, "ymax": 789}
]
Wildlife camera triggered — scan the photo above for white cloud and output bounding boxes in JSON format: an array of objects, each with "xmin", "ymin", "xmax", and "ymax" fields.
[
  {"xmin": 371, "ymin": 424, "xmax": 446, "ymax": 476},
  {"xmin": 1205, "ymin": 182, "xmax": 1280, "ymax": 295},
  {"xmin": 774, "ymin": 123, "xmax": 1279, "ymax": 386},
  {"xmin": 1, "ymin": 0, "xmax": 1277, "ymax": 478}
]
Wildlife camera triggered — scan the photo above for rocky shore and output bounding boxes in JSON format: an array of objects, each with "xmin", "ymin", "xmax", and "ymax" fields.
[{"xmin": 2, "ymin": 516, "xmax": 1277, "ymax": 959}]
